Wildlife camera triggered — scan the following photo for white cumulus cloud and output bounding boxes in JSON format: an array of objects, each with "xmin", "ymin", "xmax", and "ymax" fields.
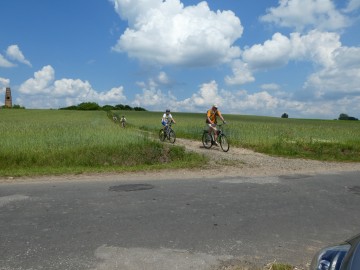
[
  {"xmin": 260, "ymin": 0, "xmax": 350, "ymax": 32},
  {"xmin": 304, "ymin": 46, "xmax": 360, "ymax": 97},
  {"xmin": 236, "ymin": 30, "xmax": 355, "ymax": 98},
  {"xmin": 0, "ymin": 77, "xmax": 10, "ymax": 87},
  {"xmin": 17, "ymin": 66, "xmax": 127, "ymax": 108},
  {"xmin": 187, "ymin": 80, "xmax": 223, "ymax": 107},
  {"xmin": 111, "ymin": 0, "xmax": 243, "ymax": 66},
  {"xmin": 242, "ymin": 32, "xmax": 292, "ymax": 70},
  {"xmin": 127, "ymin": 78, "xmax": 360, "ymax": 119},
  {"xmin": 19, "ymin": 65, "xmax": 55, "ymax": 95},
  {"xmin": 6, "ymin": 45, "xmax": 32, "ymax": 67},
  {"xmin": 157, "ymin": 71, "xmax": 170, "ymax": 85},
  {"xmin": 225, "ymin": 60, "xmax": 255, "ymax": 85},
  {"xmin": 241, "ymin": 30, "xmax": 340, "ymax": 70},
  {"xmin": 343, "ymin": 0, "xmax": 360, "ymax": 12},
  {"xmin": 0, "ymin": 54, "xmax": 15, "ymax": 67}
]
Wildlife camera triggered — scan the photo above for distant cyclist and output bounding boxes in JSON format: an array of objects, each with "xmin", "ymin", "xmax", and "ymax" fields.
[
  {"xmin": 120, "ymin": 115, "xmax": 126, "ymax": 128},
  {"xmin": 206, "ymin": 104, "xmax": 226, "ymax": 146},
  {"xmin": 162, "ymin": 109, "xmax": 176, "ymax": 130}
]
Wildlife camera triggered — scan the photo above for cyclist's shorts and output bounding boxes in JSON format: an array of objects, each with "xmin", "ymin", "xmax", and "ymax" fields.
[
  {"xmin": 208, "ymin": 123, "xmax": 217, "ymax": 128},
  {"xmin": 161, "ymin": 120, "xmax": 167, "ymax": 126}
]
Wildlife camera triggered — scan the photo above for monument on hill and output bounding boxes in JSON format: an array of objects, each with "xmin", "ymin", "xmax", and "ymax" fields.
[{"xmin": 5, "ymin": 87, "xmax": 12, "ymax": 108}]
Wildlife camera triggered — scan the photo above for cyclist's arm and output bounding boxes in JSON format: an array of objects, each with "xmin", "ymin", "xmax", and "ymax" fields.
[{"xmin": 217, "ymin": 111, "xmax": 225, "ymax": 122}]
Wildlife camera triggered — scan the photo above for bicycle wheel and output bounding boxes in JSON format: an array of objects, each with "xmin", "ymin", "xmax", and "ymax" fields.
[
  {"xmin": 159, "ymin": 129, "xmax": 165, "ymax": 142},
  {"xmin": 202, "ymin": 131, "xmax": 212, "ymax": 149},
  {"xmin": 219, "ymin": 134, "xmax": 230, "ymax": 152},
  {"xmin": 168, "ymin": 130, "xmax": 176, "ymax": 143}
]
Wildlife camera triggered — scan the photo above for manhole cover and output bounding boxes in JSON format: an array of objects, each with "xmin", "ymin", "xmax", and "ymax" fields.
[
  {"xmin": 109, "ymin": 184, "xmax": 154, "ymax": 192},
  {"xmin": 348, "ymin": 186, "xmax": 360, "ymax": 195}
]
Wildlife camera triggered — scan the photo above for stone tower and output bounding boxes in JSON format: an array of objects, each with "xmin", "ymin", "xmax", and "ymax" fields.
[{"xmin": 5, "ymin": 87, "xmax": 12, "ymax": 108}]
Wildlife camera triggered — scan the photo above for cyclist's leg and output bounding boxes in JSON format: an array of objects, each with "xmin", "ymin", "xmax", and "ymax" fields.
[
  {"xmin": 208, "ymin": 124, "xmax": 217, "ymax": 145},
  {"xmin": 161, "ymin": 120, "xmax": 167, "ymax": 131},
  {"xmin": 210, "ymin": 124, "xmax": 218, "ymax": 143},
  {"xmin": 208, "ymin": 124, "xmax": 215, "ymax": 137},
  {"xmin": 213, "ymin": 127, "xmax": 218, "ymax": 141}
]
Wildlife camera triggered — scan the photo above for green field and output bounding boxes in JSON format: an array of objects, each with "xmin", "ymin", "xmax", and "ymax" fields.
[
  {"xmin": 1, "ymin": 109, "xmax": 359, "ymax": 177},
  {"xmin": 114, "ymin": 110, "xmax": 360, "ymax": 161},
  {"xmin": 0, "ymin": 110, "xmax": 206, "ymax": 177}
]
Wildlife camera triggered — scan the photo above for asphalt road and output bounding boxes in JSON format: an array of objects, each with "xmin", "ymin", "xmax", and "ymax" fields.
[{"xmin": 1, "ymin": 171, "xmax": 360, "ymax": 270}]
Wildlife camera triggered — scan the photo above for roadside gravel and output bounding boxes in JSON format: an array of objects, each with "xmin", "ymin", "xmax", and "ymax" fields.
[{"xmin": 175, "ymin": 138, "xmax": 360, "ymax": 178}]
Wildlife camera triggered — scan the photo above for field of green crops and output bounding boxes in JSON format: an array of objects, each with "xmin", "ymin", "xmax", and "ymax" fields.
[
  {"xmin": 1, "ymin": 109, "xmax": 359, "ymax": 177},
  {"xmin": 0, "ymin": 110, "xmax": 205, "ymax": 176},
  {"xmin": 113, "ymin": 110, "xmax": 360, "ymax": 161}
]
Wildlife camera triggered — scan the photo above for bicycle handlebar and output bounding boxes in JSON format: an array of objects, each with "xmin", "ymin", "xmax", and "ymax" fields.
[{"xmin": 216, "ymin": 122, "xmax": 227, "ymax": 127}]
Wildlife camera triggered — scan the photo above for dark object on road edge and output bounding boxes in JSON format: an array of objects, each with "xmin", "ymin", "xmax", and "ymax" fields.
[{"xmin": 310, "ymin": 233, "xmax": 360, "ymax": 270}]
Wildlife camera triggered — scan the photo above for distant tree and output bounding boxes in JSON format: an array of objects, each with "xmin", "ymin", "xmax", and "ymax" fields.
[
  {"xmin": 281, "ymin": 113, "xmax": 289, "ymax": 118},
  {"xmin": 338, "ymin": 113, "xmax": 358, "ymax": 120},
  {"xmin": 115, "ymin": 104, "xmax": 125, "ymax": 110},
  {"xmin": 59, "ymin": 105, "xmax": 78, "ymax": 110},
  {"xmin": 101, "ymin": 105, "xmax": 115, "ymax": 111},
  {"xmin": 58, "ymin": 102, "xmax": 147, "ymax": 111},
  {"xmin": 339, "ymin": 113, "xmax": 349, "ymax": 120},
  {"xmin": 77, "ymin": 102, "xmax": 100, "ymax": 110},
  {"xmin": 12, "ymin": 104, "xmax": 25, "ymax": 109},
  {"xmin": 1, "ymin": 104, "xmax": 25, "ymax": 109},
  {"xmin": 134, "ymin": 106, "xmax": 147, "ymax": 111}
]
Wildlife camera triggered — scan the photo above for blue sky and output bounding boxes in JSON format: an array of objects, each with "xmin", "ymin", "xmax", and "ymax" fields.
[{"xmin": 1, "ymin": 0, "xmax": 360, "ymax": 119}]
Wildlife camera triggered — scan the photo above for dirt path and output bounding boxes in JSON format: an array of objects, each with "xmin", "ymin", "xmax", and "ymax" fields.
[
  {"xmin": 175, "ymin": 137, "xmax": 360, "ymax": 177},
  {"xmin": 2, "ymin": 137, "xmax": 360, "ymax": 184}
]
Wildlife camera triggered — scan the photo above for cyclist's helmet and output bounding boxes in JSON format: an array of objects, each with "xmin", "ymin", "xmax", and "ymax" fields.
[{"xmin": 166, "ymin": 109, "xmax": 170, "ymax": 113}]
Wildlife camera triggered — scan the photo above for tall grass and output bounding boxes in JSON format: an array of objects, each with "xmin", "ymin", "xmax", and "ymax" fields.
[
  {"xmin": 223, "ymin": 115, "xmax": 360, "ymax": 161},
  {"xmin": 117, "ymin": 110, "xmax": 360, "ymax": 161},
  {"xmin": 0, "ymin": 110, "xmax": 206, "ymax": 176},
  {"xmin": 1, "ymin": 109, "xmax": 359, "ymax": 177}
]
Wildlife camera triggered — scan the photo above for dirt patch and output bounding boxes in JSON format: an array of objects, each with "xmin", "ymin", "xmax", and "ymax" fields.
[
  {"xmin": 175, "ymin": 138, "xmax": 360, "ymax": 177},
  {"xmin": 1, "ymin": 138, "xmax": 360, "ymax": 184}
]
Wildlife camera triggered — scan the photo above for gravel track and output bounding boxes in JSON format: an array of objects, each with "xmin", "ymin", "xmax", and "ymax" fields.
[{"xmin": 175, "ymin": 137, "xmax": 360, "ymax": 178}]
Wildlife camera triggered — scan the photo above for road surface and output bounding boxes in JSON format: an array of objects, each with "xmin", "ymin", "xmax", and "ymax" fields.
[{"xmin": 1, "ymin": 171, "xmax": 360, "ymax": 269}]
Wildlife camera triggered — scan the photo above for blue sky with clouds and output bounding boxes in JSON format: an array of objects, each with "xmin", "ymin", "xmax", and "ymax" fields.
[{"xmin": 1, "ymin": 0, "xmax": 360, "ymax": 119}]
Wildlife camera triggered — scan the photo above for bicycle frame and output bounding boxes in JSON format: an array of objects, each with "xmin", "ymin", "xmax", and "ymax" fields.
[
  {"xmin": 202, "ymin": 123, "xmax": 229, "ymax": 152},
  {"xmin": 165, "ymin": 123, "xmax": 173, "ymax": 137},
  {"xmin": 159, "ymin": 122, "xmax": 176, "ymax": 143},
  {"xmin": 209, "ymin": 124, "xmax": 224, "ymax": 142}
]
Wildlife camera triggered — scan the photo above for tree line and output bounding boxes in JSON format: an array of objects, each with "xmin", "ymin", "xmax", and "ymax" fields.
[
  {"xmin": 1, "ymin": 104, "xmax": 25, "ymax": 109},
  {"xmin": 281, "ymin": 112, "xmax": 358, "ymax": 121},
  {"xmin": 59, "ymin": 102, "xmax": 147, "ymax": 111}
]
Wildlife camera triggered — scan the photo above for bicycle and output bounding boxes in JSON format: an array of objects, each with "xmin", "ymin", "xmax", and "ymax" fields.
[
  {"xmin": 202, "ymin": 123, "xmax": 229, "ymax": 152},
  {"xmin": 159, "ymin": 122, "xmax": 176, "ymax": 143}
]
